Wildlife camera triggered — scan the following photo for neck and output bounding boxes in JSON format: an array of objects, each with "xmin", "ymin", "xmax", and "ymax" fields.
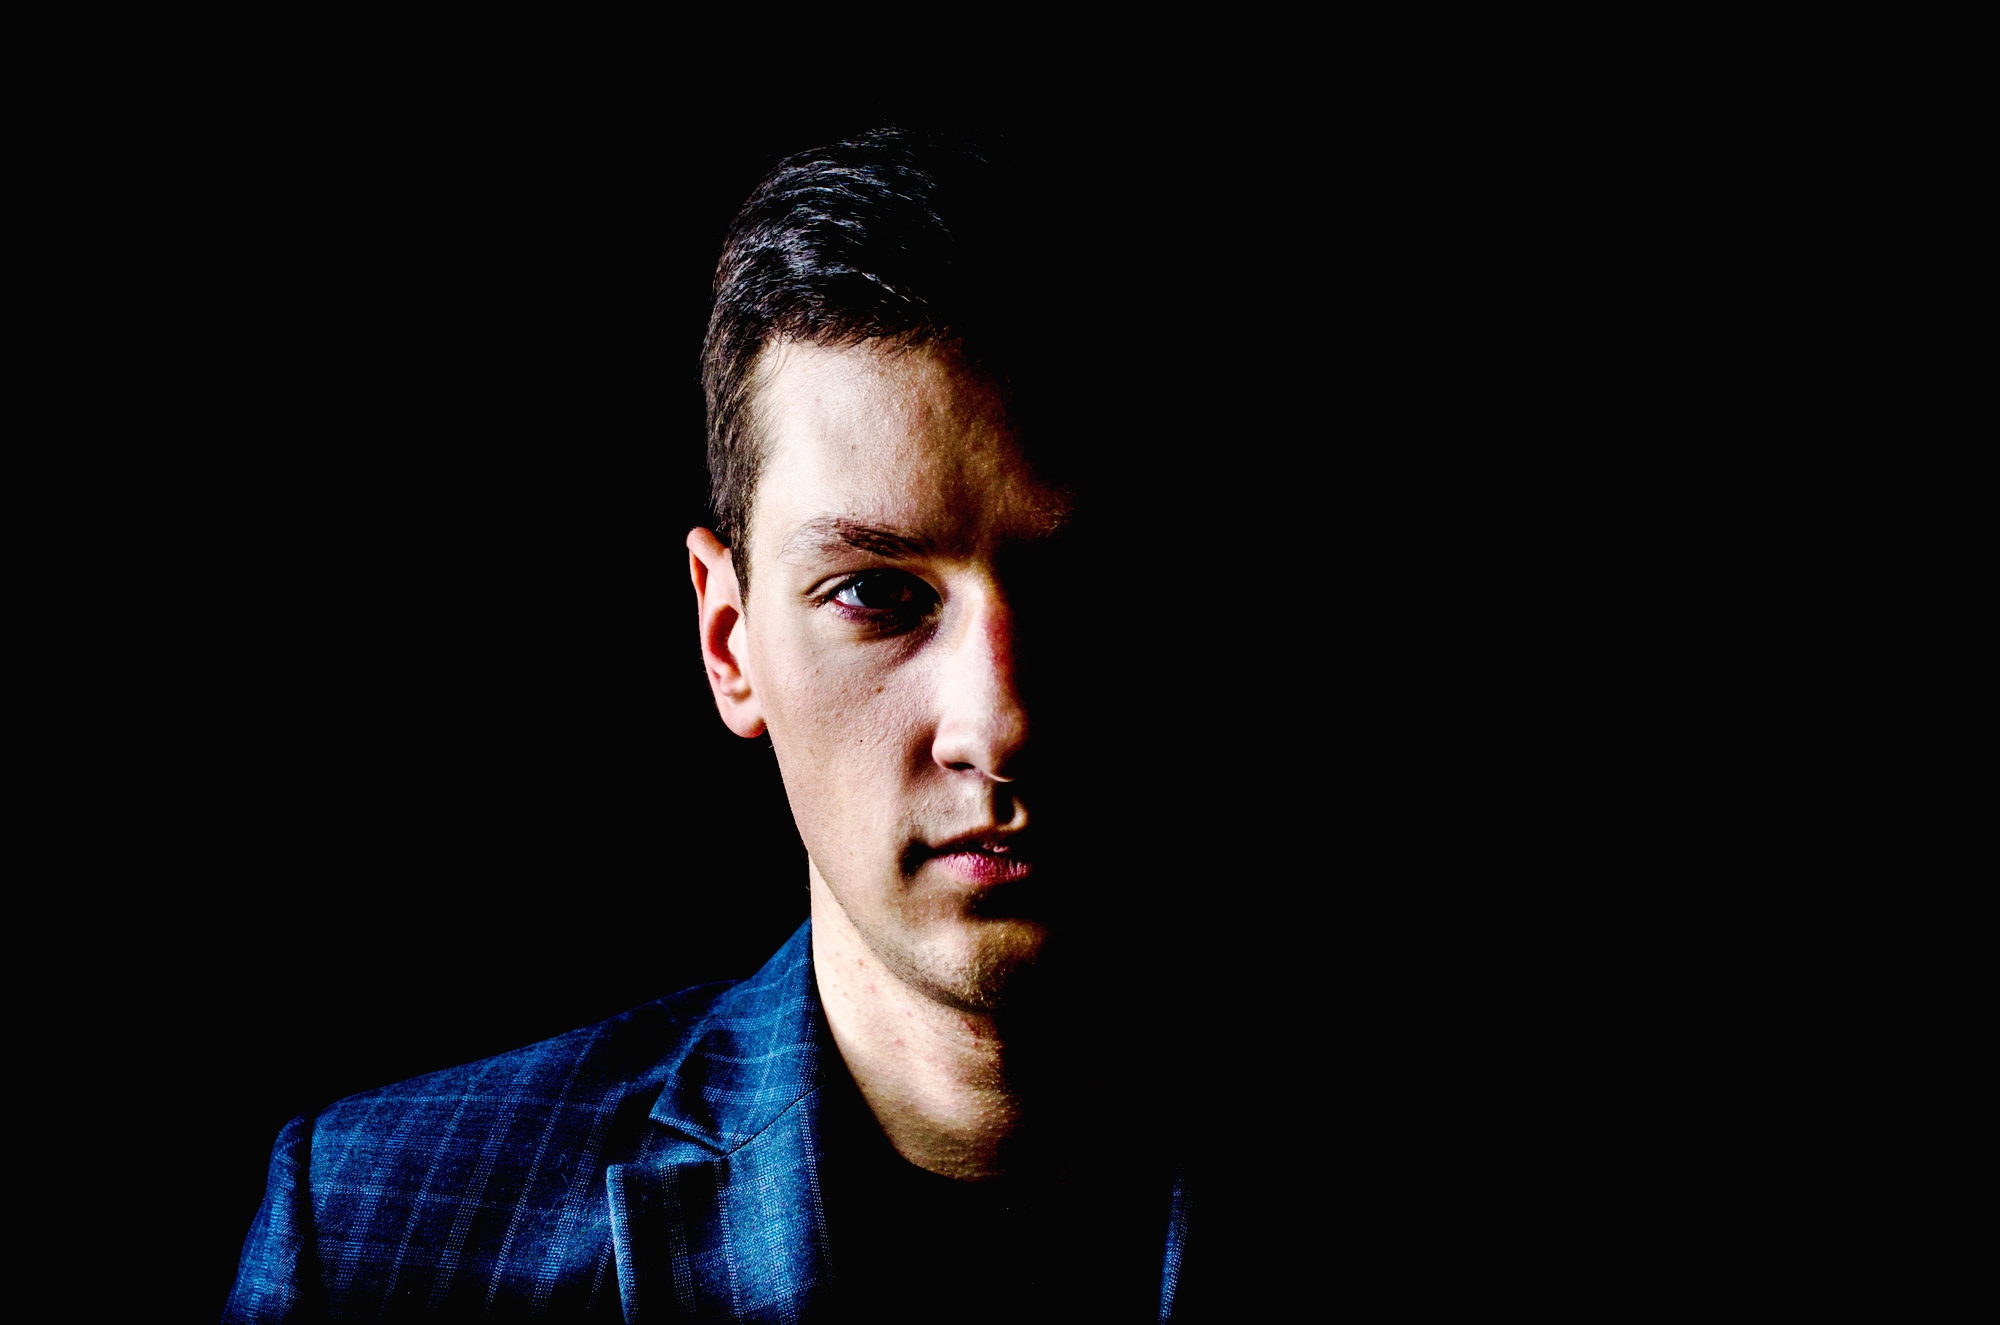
[{"xmin": 808, "ymin": 865, "xmax": 1034, "ymax": 1181}]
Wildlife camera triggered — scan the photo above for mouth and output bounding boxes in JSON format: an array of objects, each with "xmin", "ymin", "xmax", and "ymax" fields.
[{"xmin": 913, "ymin": 831, "xmax": 1035, "ymax": 887}]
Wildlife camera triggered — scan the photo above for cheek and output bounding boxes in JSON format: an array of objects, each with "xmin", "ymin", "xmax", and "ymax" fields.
[{"xmin": 753, "ymin": 633, "xmax": 936, "ymax": 851}]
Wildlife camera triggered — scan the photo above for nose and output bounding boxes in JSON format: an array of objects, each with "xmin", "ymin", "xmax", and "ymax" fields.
[{"xmin": 930, "ymin": 588, "xmax": 1028, "ymax": 781}]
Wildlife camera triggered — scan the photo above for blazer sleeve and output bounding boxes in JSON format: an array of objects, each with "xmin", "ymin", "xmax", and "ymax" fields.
[{"xmin": 222, "ymin": 1114, "xmax": 322, "ymax": 1323}]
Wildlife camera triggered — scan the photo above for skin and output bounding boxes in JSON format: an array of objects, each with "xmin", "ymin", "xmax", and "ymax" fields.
[{"xmin": 687, "ymin": 339, "xmax": 1071, "ymax": 1180}]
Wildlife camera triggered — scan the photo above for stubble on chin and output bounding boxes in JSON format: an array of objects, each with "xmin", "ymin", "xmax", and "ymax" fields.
[{"xmin": 852, "ymin": 896, "xmax": 1051, "ymax": 1014}]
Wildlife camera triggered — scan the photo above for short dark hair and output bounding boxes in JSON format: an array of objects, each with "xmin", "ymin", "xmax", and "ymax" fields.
[{"xmin": 701, "ymin": 127, "xmax": 1032, "ymax": 593}]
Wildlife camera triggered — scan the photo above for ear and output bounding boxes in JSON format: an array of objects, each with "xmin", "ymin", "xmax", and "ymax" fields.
[{"xmin": 687, "ymin": 528, "xmax": 765, "ymax": 738}]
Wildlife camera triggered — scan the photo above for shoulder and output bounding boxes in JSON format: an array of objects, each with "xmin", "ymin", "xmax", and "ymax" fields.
[{"xmin": 309, "ymin": 977, "xmax": 734, "ymax": 1174}]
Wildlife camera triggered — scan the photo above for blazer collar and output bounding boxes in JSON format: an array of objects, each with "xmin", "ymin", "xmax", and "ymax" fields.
[
  {"xmin": 647, "ymin": 921, "xmax": 824, "ymax": 1153},
  {"xmin": 609, "ymin": 923, "xmax": 834, "ymax": 1321}
]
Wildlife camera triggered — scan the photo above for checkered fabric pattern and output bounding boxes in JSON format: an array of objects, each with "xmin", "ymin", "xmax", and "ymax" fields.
[{"xmin": 223, "ymin": 922, "xmax": 1189, "ymax": 1321}]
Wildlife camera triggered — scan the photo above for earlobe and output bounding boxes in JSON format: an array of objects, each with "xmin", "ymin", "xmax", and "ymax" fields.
[{"xmin": 686, "ymin": 528, "xmax": 765, "ymax": 739}]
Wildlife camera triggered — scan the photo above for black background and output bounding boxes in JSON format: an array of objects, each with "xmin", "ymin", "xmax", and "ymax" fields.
[{"xmin": 27, "ymin": 36, "xmax": 1817, "ymax": 1314}]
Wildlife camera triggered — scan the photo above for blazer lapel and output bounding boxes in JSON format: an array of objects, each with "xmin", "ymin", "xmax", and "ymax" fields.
[
  {"xmin": 607, "ymin": 925, "xmax": 832, "ymax": 1322},
  {"xmin": 607, "ymin": 1101, "xmax": 831, "ymax": 1322}
]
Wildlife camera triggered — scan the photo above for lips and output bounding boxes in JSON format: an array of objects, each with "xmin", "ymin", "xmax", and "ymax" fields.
[{"xmin": 917, "ymin": 831, "xmax": 1034, "ymax": 886}]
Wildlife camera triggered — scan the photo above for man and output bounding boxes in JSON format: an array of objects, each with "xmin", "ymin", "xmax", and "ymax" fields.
[{"xmin": 225, "ymin": 128, "xmax": 1191, "ymax": 1322}]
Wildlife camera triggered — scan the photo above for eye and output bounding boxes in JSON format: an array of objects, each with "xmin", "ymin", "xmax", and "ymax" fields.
[{"xmin": 824, "ymin": 571, "xmax": 938, "ymax": 626}]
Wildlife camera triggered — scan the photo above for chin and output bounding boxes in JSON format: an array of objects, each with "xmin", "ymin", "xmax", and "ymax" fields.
[{"xmin": 905, "ymin": 916, "xmax": 1051, "ymax": 1013}]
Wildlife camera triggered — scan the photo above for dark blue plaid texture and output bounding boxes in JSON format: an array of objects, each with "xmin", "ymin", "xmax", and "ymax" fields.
[{"xmin": 225, "ymin": 922, "xmax": 1191, "ymax": 1321}]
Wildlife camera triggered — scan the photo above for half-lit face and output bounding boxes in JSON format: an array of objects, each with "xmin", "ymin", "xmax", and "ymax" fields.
[{"xmin": 736, "ymin": 340, "xmax": 1068, "ymax": 1010}]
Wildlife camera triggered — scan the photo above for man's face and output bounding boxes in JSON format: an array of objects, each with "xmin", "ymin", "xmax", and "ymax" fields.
[{"xmin": 737, "ymin": 340, "xmax": 1069, "ymax": 1012}]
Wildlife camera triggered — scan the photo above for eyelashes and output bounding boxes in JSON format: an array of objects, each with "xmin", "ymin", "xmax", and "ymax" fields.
[{"xmin": 819, "ymin": 570, "xmax": 940, "ymax": 630}]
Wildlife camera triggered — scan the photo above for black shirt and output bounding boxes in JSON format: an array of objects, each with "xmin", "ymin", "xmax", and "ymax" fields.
[{"xmin": 818, "ymin": 1060, "xmax": 1174, "ymax": 1321}]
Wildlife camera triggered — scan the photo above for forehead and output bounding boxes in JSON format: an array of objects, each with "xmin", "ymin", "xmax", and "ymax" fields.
[{"xmin": 747, "ymin": 340, "xmax": 1066, "ymax": 567}]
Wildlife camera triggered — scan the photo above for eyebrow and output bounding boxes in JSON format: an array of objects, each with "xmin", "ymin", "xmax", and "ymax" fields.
[{"xmin": 778, "ymin": 517, "xmax": 941, "ymax": 564}]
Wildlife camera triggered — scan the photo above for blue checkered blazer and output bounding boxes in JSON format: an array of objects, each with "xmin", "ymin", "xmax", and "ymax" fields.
[{"xmin": 224, "ymin": 922, "xmax": 1191, "ymax": 1320}]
